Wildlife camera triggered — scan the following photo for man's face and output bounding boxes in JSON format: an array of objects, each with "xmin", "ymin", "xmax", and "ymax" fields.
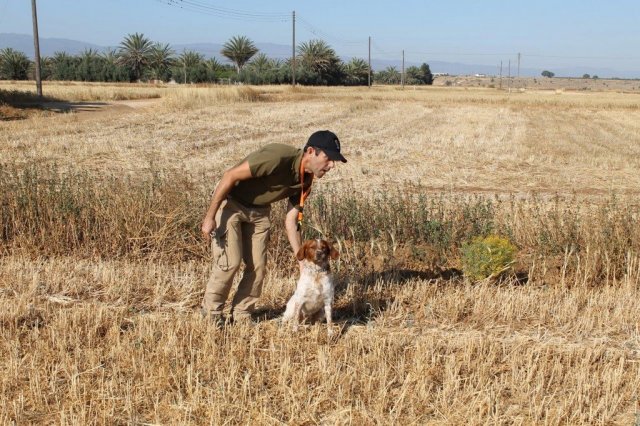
[{"xmin": 307, "ymin": 148, "xmax": 335, "ymax": 178}]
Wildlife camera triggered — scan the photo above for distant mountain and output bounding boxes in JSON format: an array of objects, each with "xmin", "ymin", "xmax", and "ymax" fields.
[
  {"xmin": 172, "ymin": 42, "xmax": 223, "ymax": 59},
  {"xmin": 171, "ymin": 41, "xmax": 291, "ymax": 63},
  {"xmin": 2, "ymin": 33, "xmax": 638, "ymax": 79},
  {"xmin": 0, "ymin": 33, "xmax": 107, "ymax": 56}
]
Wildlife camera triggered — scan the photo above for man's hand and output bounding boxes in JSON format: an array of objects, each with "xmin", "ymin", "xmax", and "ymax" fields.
[
  {"xmin": 201, "ymin": 160, "xmax": 252, "ymax": 242},
  {"xmin": 285, "ymin": 200, "xmax": 303, "ymax": 269},
  {"xmin": 201, "ymin": 217, "xmax": 216, "ymax": 241}
]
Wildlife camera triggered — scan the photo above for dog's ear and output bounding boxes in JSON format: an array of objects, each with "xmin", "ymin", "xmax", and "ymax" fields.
[
  {"xmin": 329, "ymin": 243, "xmax": 339, "ymax": 260},
  {"xmin": 296, "ymin": 241, "xmax": 310, "ymax": 261}
]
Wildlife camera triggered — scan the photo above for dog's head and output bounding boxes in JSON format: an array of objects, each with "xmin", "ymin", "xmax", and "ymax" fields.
[{"xmin": 296, "ymin": 239, "xmax": 339, "ymax": 265}]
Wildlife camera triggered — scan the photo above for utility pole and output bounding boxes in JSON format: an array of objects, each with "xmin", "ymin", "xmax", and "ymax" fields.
[
  {"xmin": 508, "ymin": 59, "xmax": 511, "ymax": 93},
  {"xmin": 368, "ymin": 36, "xmax": 371, "ymax": 88},
  {"xmin": 31, "ymin": 0, "xmax": 43, "ymax": 97},
  {"xmin": 499, "ymin": 61, "xmax": 503, "ymax": 89},
  {"xmin": 292, "ymin": 10, "xmax": 296, "ymax": 86},
  {"xmin": 401, "ymin": 50, "xmax": 405, "ymax": 89},
  {"xmin": 517, "ymin": 52, "xmax": 522, "ymax": 89}
]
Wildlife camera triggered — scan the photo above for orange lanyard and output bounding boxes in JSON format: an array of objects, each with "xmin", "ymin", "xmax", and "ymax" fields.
[{"xmin": 297, "ymin": 158, "xmax": 313, "ymax": 230}]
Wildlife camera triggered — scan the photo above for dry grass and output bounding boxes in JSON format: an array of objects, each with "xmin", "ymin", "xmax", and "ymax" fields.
[
  {"xmin": 432, "ymin": 75, "xmax": 640, "ymax": 93},
  {"xmin": 0, "ymin": 81, "xmax": 165, "ymax": 102},
  {"xmin": 3, "ymin": 83, "xmax": 640, "ymax": 195},
  {"xmin": 2, "ymin": 256, "xmax": 639, "ymax": 424},
  {"xmin": 1, "ymin": 82, "xmax": 640, "ymax": 424}
]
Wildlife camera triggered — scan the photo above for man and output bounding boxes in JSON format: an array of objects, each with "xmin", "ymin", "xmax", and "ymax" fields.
[{"xmin": 200, "ymin": 130, "xmax": 347, "ymax": 324}]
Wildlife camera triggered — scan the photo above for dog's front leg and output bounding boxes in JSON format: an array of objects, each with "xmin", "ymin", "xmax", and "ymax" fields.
[
  {"xmin": 291, "ymin": 302, "xmax": 302, "ymax": 332},
  {"xmin": 324, "ymin": 303, "xmax": 334, "ymax": 337}
]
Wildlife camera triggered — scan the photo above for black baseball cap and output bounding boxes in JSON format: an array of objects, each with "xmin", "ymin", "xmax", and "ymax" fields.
[{"xmin": 304, "ymin": 130, "xmax": 347, "ymax": 163}]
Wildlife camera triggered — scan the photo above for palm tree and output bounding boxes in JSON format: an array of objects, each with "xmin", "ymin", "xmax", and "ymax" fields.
[
  {"xmin": 101, "ymin": 49, "xmax": 129, "ymax": 82},
  {"xmin": 101, "ymin": 49, "xmax": 118, "ymax": 64},
  {"xmin": 247, "ymin": 53, "xmax": 271, "ymax": 74},
  {"xmin": 77, "ymin": 48, "xmax": 101, "ymax": 81},
  {"xmin": 204, "ymin": 57, "xmax": 222, "ymax": 73},
  {"xmin": 244, "ymin": 53, "xmax": 284, "ymax": 84},
  {"xmin": 203, "ymin": 57, "xmax": 223, "ymax": 83},
  {"xmin": 148, "ymin": 43, "xmax": 175, "ymax": 81},
  {"xmin": 50, "ymin": 51, "xmax": 77, "ymax": 80},
  {"xmin": 40, "ymin": 55, "xmax": 53, "ymax": 80},
  {"xmin": 176, "ymin": 50, "xmax": 204, "ymax": 83},
  {"xmin": 377, "ymin": 66, "xmax": 400, "ymax": 84},
  {"xmin": 296, "ymin": 39, "xmax": 343, "ymax": 85},
  {"xmin": 117, "ymin": 32, "xmax": 153, "ymax": 81},
  {"xmin": 297, "ymin": 39, "xmax": 339, "ymax": 74},
  {"xmin": 344, "ymin": 58, "xmax": 369, "ymax": 85},
  {"xmin": 221, "ymin": 35, "xmax": 258, "ymax": 74},
  {"xmin": 0, "ymin": 48, "xmax": 31, "ymax": 80}
]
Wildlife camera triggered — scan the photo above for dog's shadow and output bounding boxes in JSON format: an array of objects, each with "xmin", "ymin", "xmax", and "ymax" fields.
[
  {"xmin": 253, "ymin": 267, "xmax": 466, "ymax": 337},
  {"xmin": 331, "ymin": 267, "xmax": 465, "ymax": 335}
]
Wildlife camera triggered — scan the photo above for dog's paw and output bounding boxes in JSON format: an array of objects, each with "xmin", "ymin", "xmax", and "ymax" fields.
[{"xmin": 327, "ymin": 326, "xmax": 335, "ymax": 338}]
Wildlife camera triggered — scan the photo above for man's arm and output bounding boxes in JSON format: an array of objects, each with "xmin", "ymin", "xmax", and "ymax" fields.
[
  {"xmin": 201, "ymin": 160, "xmax": 252, "ymax": 240},
  {"xmin": 285, "ymin": 200, "xmax": 303, "ymax": 269}
]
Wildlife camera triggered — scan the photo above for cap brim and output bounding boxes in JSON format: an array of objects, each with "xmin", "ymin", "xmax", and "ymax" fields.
[{"xmin": 326, "ymin": 150, "xmax": 347, "ymax": 163}]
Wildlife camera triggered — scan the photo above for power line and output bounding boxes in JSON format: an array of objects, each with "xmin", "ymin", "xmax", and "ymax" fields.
[
  {"xmin": 152, "ymin": 1, "xmax": 365, "ymax": 54},
  {"xmin": 153, "ymin": 1, "xmax": 638, "ymax": 66},
  {"xmin": 175, "ymin": 0, "xmax": 288, "ymax": 17},
  {"xmin": 370, "ymin": 40, "xmax": 397, "ymax": 58},
  {"xmin": 296, "ymin": 16, "xmax": 363, "ymax": 46},
  {"xmin": 406, "ymin": 50, "xmax": 515, "ymax": 57},
  {"xmin": 154, "ymin": 0, "xmax": 289, "ymax": 22}
]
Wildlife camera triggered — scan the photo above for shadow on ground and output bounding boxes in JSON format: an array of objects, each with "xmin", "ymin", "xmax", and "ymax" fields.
[
  {"xmin": 251, "ymin": 266, "xmax": 470, "ymax": 338},
  {"xmin": 0, "ymin": 89, "xmax": 108, "ymax": 120},
  {"xmin": 32, "ymin": 101, "xmax": 109, "ymax": 113}
]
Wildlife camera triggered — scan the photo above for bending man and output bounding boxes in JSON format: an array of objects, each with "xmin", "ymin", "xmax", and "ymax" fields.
[{"xmin": 200, "ymin": 130, "xmax": 347, "ymax": 324}]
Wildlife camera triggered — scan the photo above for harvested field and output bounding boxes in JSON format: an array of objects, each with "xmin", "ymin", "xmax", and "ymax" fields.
[{"xmin": 1, "ymin": 82, "xmax": 639, "ymax": 424}]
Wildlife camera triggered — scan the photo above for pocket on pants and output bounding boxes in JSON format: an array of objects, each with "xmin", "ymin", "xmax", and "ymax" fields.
[{"xmin": 211, "ymin": 229, "xmax": 230, "ymax": 271}]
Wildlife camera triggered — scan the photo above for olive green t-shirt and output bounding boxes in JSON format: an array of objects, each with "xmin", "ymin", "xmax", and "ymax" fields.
[{"xmin": 229, "ymin": 143, "xmax": 312, "ymax": 207}]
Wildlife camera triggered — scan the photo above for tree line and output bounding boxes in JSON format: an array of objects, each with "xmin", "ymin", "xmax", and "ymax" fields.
[{"xmin": 0, "ymin": 33, "xmax": 433, "ymax": 86}]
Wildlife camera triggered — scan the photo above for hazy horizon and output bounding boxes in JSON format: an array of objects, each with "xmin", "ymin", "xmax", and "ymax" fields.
[{"xmin": 1, "ymin": 0, "xmax": 639, "ymax": 76}]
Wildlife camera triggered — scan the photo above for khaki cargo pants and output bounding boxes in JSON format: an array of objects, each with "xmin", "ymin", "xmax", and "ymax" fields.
[{"xmin": 201, "ymin": 198, "xmax": 271, "ymax": 320}]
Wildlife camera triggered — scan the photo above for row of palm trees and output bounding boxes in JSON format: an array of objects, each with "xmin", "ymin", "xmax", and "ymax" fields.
[
  {"xmin": 0, "ymin": 33, "xmax": 433, "ymax": 86},
  {"xmin": 0, "ymin": 47, "xmax": 31, "ymax": 80}
]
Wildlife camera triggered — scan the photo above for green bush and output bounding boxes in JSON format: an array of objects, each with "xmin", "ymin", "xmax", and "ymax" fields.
[{"xmin": 461, "ymin": 235, "xmax": 517, "ymax": 281}]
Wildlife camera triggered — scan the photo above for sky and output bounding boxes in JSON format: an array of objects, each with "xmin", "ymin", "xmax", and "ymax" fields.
[{"xmin": 1, "ymin": 0, "xmax": 639, "ymax": 73}]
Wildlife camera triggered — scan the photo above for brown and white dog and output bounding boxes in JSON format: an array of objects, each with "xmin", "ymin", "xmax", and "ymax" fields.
[{"xmin": 283, "ymin": 239, "xmax": 339, "ymax": 336}]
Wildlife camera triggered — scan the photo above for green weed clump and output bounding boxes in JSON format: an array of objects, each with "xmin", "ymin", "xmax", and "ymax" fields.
[{"xmin": 461, "ymin": 235, "xmax": 517, "ymax": 281}]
